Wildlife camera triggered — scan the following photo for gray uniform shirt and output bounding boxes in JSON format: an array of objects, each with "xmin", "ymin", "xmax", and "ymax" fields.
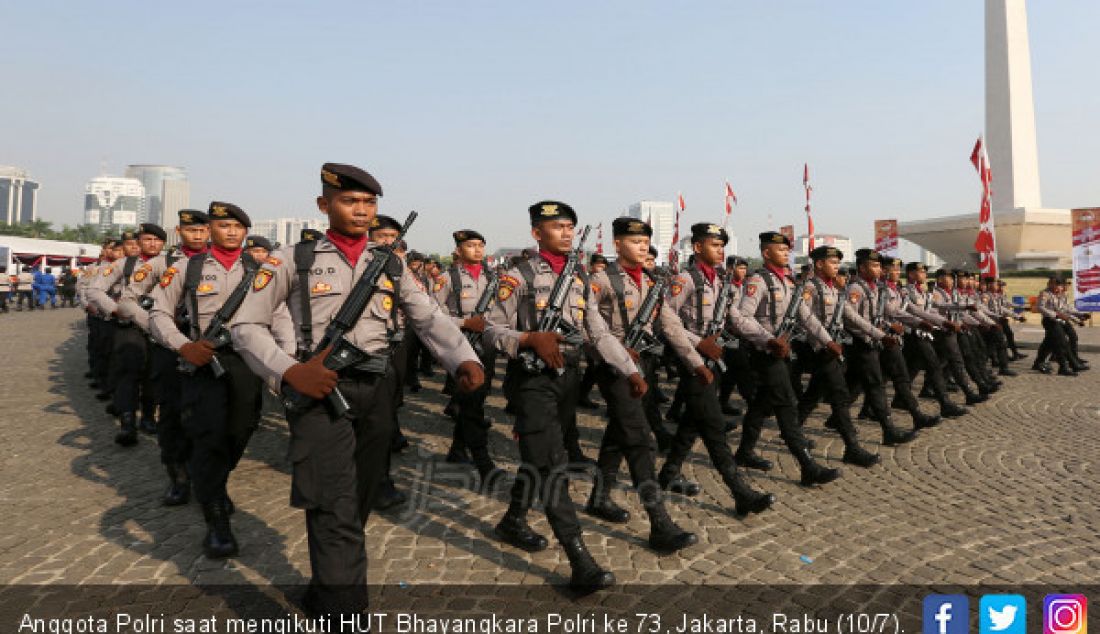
[
  {"xmin": 231, "ymin": 238, "xmax": 479, "ymax": 395},
  {"xmin": 87, "ymin": 257, "xmax": 144, "ymax": 323},
  {"xmin": 738, "ymin": 268, "xmax": 831, "ymax": 351}
]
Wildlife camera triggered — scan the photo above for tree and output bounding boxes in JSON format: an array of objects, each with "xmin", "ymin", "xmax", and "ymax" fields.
[{"xmin": 26, "ymin": 220, "xmax": 54, "ymax": 239}]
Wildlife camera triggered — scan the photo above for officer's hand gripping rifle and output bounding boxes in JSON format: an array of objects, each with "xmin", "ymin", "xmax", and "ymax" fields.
[
  {"xmin": 519, "ymin": 225, "xmax": 590, "ymax": 375},
  {"xmin": 701, "ymin": 268, "xmax": 737, "ymax": 373},
  {"xmin": 872, "ymin": 281, "xmax": 902, "ymax": 350},
  {"xmin": 177, "ymin": 256, "xmax": 261, "ymax": 378},
  {"xmin": 623, "ymin": 274, "xmax": 667, "ymax": 356},
  {"xmin": 282, "ymin": 211, "xmax": 418, "ymax": 417},
  {"xmin": 465, "ymin": 265, "xmax": 499, "ymax": 353}
]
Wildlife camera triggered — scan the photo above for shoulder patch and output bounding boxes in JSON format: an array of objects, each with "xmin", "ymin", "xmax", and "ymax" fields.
[
  {"xmin": 803, "ymin": 289, "xmax": 813, "ymax": 302},
  {"xmin": 647, "ymin": 278, "xmax": 655, "ymax": 288},
  {"xmin": 103, "ymin": 267, "xmax": 113, "ymax": 277},
  {"xmin": 500, "ymin": 274, "xmax": 520, "ymax": 289},
  {"xmin": 498, "ymin": 284, "xmax": 515, "ymax": 301},
  {"xmin": 253, "ymin": 269, "xmax": 274, "ymax": 292},
  {"xmin": 158, "ymin": 267, "xmax": 177, "ymax": 288},
  {"xmin": 670, "ymin": 282, "xmax": 683, "ymax": 297},
  {"xmin": 590, "ymin": 282, "xmax": 601, "ymax": 294},
  {"xmin": 267, "ymin": 256, "xmax": 281, "ymax": 267},
  {"xmin": 434, "ymin": 277, "xmax": 446, "ymax": 293},
  {"xmin": 849, "ymin": 290, "xmax": 860, "ymax": 304},
  {"xmin": 746, "ymin": 284, "xmax": 757, "ymax": 297}
]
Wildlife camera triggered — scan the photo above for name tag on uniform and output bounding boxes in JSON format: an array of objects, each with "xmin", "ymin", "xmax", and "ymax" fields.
[{"xmin": 460, "ymin": 291, "xmax": 471, "ymax": 299}]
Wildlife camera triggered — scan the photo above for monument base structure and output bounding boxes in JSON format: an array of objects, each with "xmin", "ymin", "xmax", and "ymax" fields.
[{"xmin": 899, "ymin": 207, "xmax": 1070, "ymax": 271}]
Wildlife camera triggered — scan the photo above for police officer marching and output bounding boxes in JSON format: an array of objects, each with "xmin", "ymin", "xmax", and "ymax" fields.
[
  {"xmin": 231, "ymin": 164, "xmax": 484, "ymax": 616},
  {"xmin": 900, "ymin": 262, "xmax": 969, "ymax": 418}
]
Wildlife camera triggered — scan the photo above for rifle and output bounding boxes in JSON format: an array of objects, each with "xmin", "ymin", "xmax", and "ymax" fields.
[
  {"xmin": 774, "ymin": 277, "xmax": 809, "ymax": 339},
  {"xmin": 282, "ymin": 211, "xmax": 418, "ymax": 417},
  {"xmin": 701, "ymin": 268, "xmax": 737, "ymax": 372},
  {"xmin": 623, "ymin": 274, "xmax": 667, "ymax": 356},
  {"xmin": 824, "ymin": 283, "xmax": 851, "ymax": 346},
  {"xmin": 464, "ymin": 264, "xmax": 499, "ymax": 354},
  {"xmin": 872, "ymin": 281, "xmax": 902, "ymax": 349},
  {"xmin": 178, "ymin": 256, "xmax": 260, "ymax": 378},
  {"xmin": 519, "ymin": 225, "xmax": 591, "ymax": 375}
]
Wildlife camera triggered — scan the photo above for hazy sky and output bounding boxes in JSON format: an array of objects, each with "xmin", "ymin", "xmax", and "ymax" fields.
[{"xmin": 3, "ymin": 1, "xmax": 1098, "ymax": 255}]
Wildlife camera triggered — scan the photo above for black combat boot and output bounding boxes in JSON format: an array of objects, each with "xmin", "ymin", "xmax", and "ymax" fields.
[
  {"xmin": 1057, "ymin": 365, "xmax": 1078, "ymax": 377},
  {"xmin": 372, "ymin": 478, "xmax": 406, "ymax": 511},
  {"xmin": 646, "ymin": 506, "xmax": 697, "ymax": 554},
  {"xmin": 115, "ymin": 413, "xmax": 138, "ymax": 447},
  {"xmin": 163, "ymin": 463, "xmax": 191, "ymax": 506},
  {"xmin": 719, "ymin": 464, "xmax": 775, "ymax": 516},
  {"xmin": 963, "ymin": 388, "xmax": 989, "ymax": 405},
  {"xmin": 842, "ymin": 445, "xmax": 881, "ymax": 467},
  {"xmin": 566, "ymin": 442, "xmax": 596, "ymax": 469},
  {"xmin": 794, "ymin": 448, "xmax": 841, "ymax": 487},
  {"xmin": 881, "ymin": 418, "xmax": 918, "ymax": 446},
  {"xmin": 657, "ymin": 465, "xmax": 700, "ymax": 497},
  {"xmin": 918, "ymin": 384, "xmax": 936, "ymax": 398},
  {"xmin": 721, "ymin": 402, "xmax": 742, "ymax": 416},
  {"xmin": 585, "ymin": 482, "xmax": 630, "ymax": 524},
  {"xmin": 999, "ymin": 367, "xmax": 1018, "ymax": 377},
  {"xmin": 138, "ymin": 416, "xmax": 157, "ymax": 435},
  {"xmin": 913, "ymin": 412, "xmax": 942, "ymax": 429},
  {"xmin": 561, "ymin": 536, "xmax": 615, "ymax": 592},
  {"xmin": 494, "ymin": 507, "xmax": 548, "ymax": 552},
  {"xmin": 939, "ymin": 400, "xmax": 968, "ymax": 418},
  {"xmin": 390, "ymin": 431, "xmax": 410, "ymax": 453},
  {"xmin": 733, "ymin": 450, "xmax": 773, "ymax": 471},
  {"xmin": 201, "ymin": 498, "xmax": 239, "ymax": 559},
  {"xmin": 445, "ymin": 445, "xmax": 473, "ymax": 465}
]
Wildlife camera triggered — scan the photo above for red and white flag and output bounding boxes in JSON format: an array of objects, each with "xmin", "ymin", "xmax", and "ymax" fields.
[
  {"xmin": 596, "ymin": 222, "xmax": 604, "ymax": 254},
  {"xmin": 970, "ymin": 136, "xmax": 998, "ymax": 278},
  {"xmin": 669, "ymin": 193, "xmax": 685, "ymax": 271},
  {"xmin": 803, "ymin": 164, "xmax": 815, "ymax": 250},
  {"xmin": 724, "ymin": 181, "xmax": 737, "ymax": 215}
]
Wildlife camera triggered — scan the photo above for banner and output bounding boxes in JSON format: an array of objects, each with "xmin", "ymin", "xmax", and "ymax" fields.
[
  {"xmin": 1071, "ymin": 208, "xmax": 1100, "ymax": 311},
  {"xmin": 779, "ymin": 225, "xmax": 795, "ymax": 246},
  {"xmin": 874, "ymin": 219, "xmax": 899, "ymax": 257}
]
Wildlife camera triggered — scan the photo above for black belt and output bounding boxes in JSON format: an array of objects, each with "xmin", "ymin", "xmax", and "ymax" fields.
[{"xmin": 338, "ymin": 352, "xmax": 391, "ymax": 378}]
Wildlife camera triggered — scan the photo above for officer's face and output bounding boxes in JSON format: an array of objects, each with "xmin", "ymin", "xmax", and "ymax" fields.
[
  {"xmin": 694, "ymin": 237, "xmax": 725, "ymax": 266},
  {"xmin": 247, "ymin": 247, "xmax": 270, "ymax": 261},
  {"xmin": 318, "ymin": 191, "xmax": 378, "ymax": 237},
  {"xmin": 178, "ymin": 224, "xmax": 209, "ymax": 251},
  {"xmin": 409, "ymin": 260, "xmax": 423, "ymax": 273},
  {"xmin": 456, "ymin": 240, "xmax": 485, "ymax": 263},
  {"xmin": 121, "ymin": 240, "xmax": 140, "ymax": 257},
  {"xmin": 938, "ymin": 275, "xmax": 953, "ymax": 290},
  {"xmin": 644, "ymin": 254, "xmax": 656, "ymax": 270},
  {"xmin": 209, "ymin": 219, "xmax": 246, "ymax": 250},
  {"xmin": 860, "ymin": 261, "xmax": 882, "ymax": 280},
  {"xmin": 615, "ymin": 235, "xmax": 649, "ymax": 267},
  {"xmin": 909, "ymin": 269, "xmax": 926, "ymax": 285},
  {"xmin": 733, "ymin": 264, "xmax": 748, "ymax": 281},
  {"xmin": 887, "ymin": 264, "xmax": 902, "ymax": 283},
  {"xmin": 138, "ymin": 234, "xmax": 163, "ymax": 257},
  {"xmin": 370, "ymin": 228, "xmax": 400, "ymax": 246},
  {"xmin": 815, "ymin": 256, "xmax": 840, "ymax": 280},
  {"xmin": 532, "ymin": 219, "xmax": 574, "ymax": 255},
  {"xmin": 761, "ymin": 243, "xmax": 789, "ymax": 268}
]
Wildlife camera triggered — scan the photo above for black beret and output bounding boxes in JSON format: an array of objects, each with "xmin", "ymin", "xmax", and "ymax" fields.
[
  {"xmin": 981, "ymin": 275, "xmax": 996, "ymax": 282},
  {"xmin": 300, "ymin": 228, "xmax": 324, "ymax": 242},
  {"xmin": 886, "ymin": 257, "xmax": 903, "ymax": 267},
  {"xmin": 589, "ymin": 253, "xmax": 608, "ymax": 266},
  {"xmin": 177, "ymin": 209, "xmax": 209, "ymax": 226},
  {"xmin": 725, "ymin": 255, "xmax": 748, "ymax": 267},
  {"xmin": 855, "ymin": 248, "xmax": 882, "ymax": 264},
  {"xmin": 809, "ymin": 245, "xmax": 843, "ymax": 261},
  {"xmin": 453, "ymin": 229, "xmax": 486, "ymax": 245},
  {"xmin": 528, "ymin": 200, "xmax": 577, "ymax": 226},
  {"xmin": 934, "ymin": 268, "xmax": 950, "ymax": 278},
  {"xmin": 369, "ymin": 215, "xmax": 401, "ymax": 233},
  {"xmin": 691, "ymin": 222, "xmax": 729, "ymax": 244},
  {"xmin": 120, "ymin": 230, "xmax": 138, "ymax": 241},
  {"xmin": 208, "ymin": 201, "xmax": 251, "ymax": 227},
  {"xmin": 245, "ymin": 235, "xmax": 273, "ymax": 251},
  {"xmin": 103, "ymin": 238, "xmax": 119, "ymax": 248},
  {"xmin": 952, "ymin": 269, "xmax": 971, "ymax": 278},
  {"xmin": 407, "ymin": 251, "xmax": 426, "ymax": 263},
  {"xmin": 648, "ymin": 246, "xmax": 658, "ymax": 258},
  {"xmin": 758, "ymin": 231, "xmax": 790, "ymax": 247},
  {"xmin": 612, "ymin": 217, "xmax": 652, "ymax": 238},
  {"xmin": 905, "ymin": 262, "xmax": 927, "ymax": 273},
  {"xmin": 321, "ymin": 163, "xmax": 382, "ymax": 195},
  {"xmin": 137, "ymin": 223, "xmax": 167, "ymax": 241}
]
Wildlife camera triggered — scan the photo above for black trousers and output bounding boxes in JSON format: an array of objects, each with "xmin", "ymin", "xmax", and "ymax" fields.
[
  {"xmin": 879, "ymin": 342, "xmax": 922, "ymax": 415},
  {"xmin": 180, "ymin": 351, "xmax": 263, "ymax": 505},
  {"xmin": 92, "ymin": 318, "xmax": 115, "ymax": 388},
  {"xmin": 639, "ymin": 353, "xmax": 666, "ymax": 437},
  {"xmin": 933, "ymin": 331, "xmax": 976, "ymax": 395},
  {"xmin": 844, "ymin": 339, "xmax": 891, "ymax": 424},
  {"xmin": 904, "ymin": 333, "xmax": 949, "ymax": 403},
  {"xmin": 999, "ymin": 317, "xmax": 1019, "ymax": 353},
  {"xmin": 959, "ymin": 330, "xmax": 993, "ymax": 387},
  {"xmin": 719, "ymin": 345, "xmax": 755, "ymax": 405},
  {"xmin": 109, "ymin": 324, "xmax": 152, "ymax": 416},
  {"xmin": 737, "ymin": 350, "xmax": 810, "ymax": 456},
  {"xmin": 982, "ymin": 326, "xmax": 1011, "ymax": 370},
  {"xmin": 593, "ymin": 363, "xmax": 662, "ymax": 507},
  {"xmin": 505, "ymin": 360, "xmax": 583, "ymax": 543},
  {"xmin": 450, "ymin": 348, "xmax": 498, "ymax": 467},
  {"xmin": 797, "ymin": 349, "xmax": 861, "ymax": 444},
  {"xmin": 1036, "ymin": 318, "xmax": 1074, "ymax": 367},
  {"xmin": 289, "ymin": 369, "xmax": 396, "ymax": 616},
  {"xmin": 152, "ymin": 345, "xmax": 190, "ymax": 467}
]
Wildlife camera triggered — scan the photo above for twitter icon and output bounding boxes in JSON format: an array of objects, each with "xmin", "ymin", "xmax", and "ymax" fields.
[{"xmin": 981, "ymin": 595, "xmax": 1027, "ymax": 634}]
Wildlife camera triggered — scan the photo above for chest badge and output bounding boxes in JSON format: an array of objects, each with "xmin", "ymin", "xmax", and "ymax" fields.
[
  {"xmin": 624, "ymin": 299, "xmax": 634, "ymax": 309},
  {"xmin": 133, "ymin": 270, "xmax": 147, "ymax": 283},
  {"xmin": 159, "ymin": 267, "xmax": 178, "ymax": 288},
  {"xmin": 536, "ymin": 298, "xmax": 548, "ymax": 310},
  {"xmin": 196, "ymin": 283, "xmax": 214, "ymax": 293},
  {"xmin": 381, "ymin": 296, "xmax": 394, "ymax": 311},
  {"xmin": 311, "ymin": 282, "xmax": 332, "ymax": 295}
]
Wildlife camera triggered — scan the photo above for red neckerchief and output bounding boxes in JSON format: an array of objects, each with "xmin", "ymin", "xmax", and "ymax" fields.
[
  {"xmin": 765, "ymin": 263, "xmax": 788, "ymax": 281},
  {"xmin": 621, "ymin": 264, "xmax": 643, "ymax": 288},
  {"xmin": 210, "ymin": 245, "xmax": 242, "ymax": 271},
  {"xmin": 886, "ymin": 280, "xmax": 898, "ymax": 291},
  {"xmin": 861, "ymin": 275, "xmax": 878, "ymax": 287},
  {"xmin": 539, "ymin": 249, "xmax": 567, "ymax": 275},
  {"xmin": 696, "ymin": 261, "xmax": 717, "ymax": 284},
  {"xmin": 462, "ymin": 262, "xmax": 482, "ymax": 281},
  {"xmin": 823, "ymin": 277, "xmax": 835, "ymax": 288},
  {"xmin": 732, "ymin": 277, "xmax": 744, "ymax": 288},
  {"xmin": 181, "ymin": 245, "xmax": 207, "ymax": 258},
  {"xmin": 326, "ymin": 229, "xmax": 367, "ymax": 265},
  {"xmin": 139, "ymin": 254, "xmax": 154, "ymax": 262}
]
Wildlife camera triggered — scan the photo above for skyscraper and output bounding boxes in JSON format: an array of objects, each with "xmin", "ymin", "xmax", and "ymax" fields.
[
  {"xmin": 124, "ymin": 165, "xmax": 189, "ymax": 227},
  {"xmin": 84, "ymin": 176, "xmax": 145, "ymax": 233},
  {"xmin": 627, "ymin": 201, "xmax": 674, "ymax": 264},
  {"xmin": 0, "ymin": 166, "xmax": 39, "ymax": 225}
]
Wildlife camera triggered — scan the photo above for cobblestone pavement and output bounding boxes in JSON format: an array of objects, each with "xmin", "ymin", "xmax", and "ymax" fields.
[{"xmin": 0, "ymin": 309, "xmax": 1097, "ymax": 591}]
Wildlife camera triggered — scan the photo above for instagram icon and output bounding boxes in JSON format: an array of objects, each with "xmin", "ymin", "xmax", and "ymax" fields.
[{"xmin": 1045, "ymin": 595, "xmax": 1088, "ymax": 634}]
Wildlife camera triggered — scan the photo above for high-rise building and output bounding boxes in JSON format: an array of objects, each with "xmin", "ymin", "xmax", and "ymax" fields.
[
  {"xmin": 627, "ymin": 201, "xmax": 674, "ymax": 264},
  {"xmin": 0, "ymin": 166, "xmax": 39, "ymax": 225},
  {"xmin": 84, "ymin": 176, "xmax": 145, "ymax": 233},
  {"xmin": 251, "ymin": 217, "xmax": 330, "ymax": 247},
  {"xmin": 124, "ymin": 165, "xmax": 189, "ymax": 227},
  {"xmin": 793, "ymin": 234, "xmax": 853, "ymax": 263}
]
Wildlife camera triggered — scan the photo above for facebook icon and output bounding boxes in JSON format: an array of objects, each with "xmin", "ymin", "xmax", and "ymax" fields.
[{"xmin": 925, "ymin": 595, "xmax": 971, "ymax": 634}]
